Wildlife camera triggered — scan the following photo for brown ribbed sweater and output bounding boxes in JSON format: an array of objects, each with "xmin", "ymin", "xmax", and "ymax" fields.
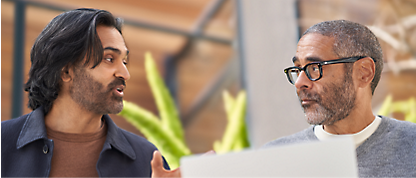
[{"xmin": 47, "ymin": 123, "xmax": 107, "ymax": 177}]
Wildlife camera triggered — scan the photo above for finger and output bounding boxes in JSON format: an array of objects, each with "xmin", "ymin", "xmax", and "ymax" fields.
[
  {"xmin": 202, "ymin": 150, "xmax": 216, "ymax": 156},
  {"xmin": 151, "ymin": 150, "xmax": 165, "ymax": 171},
  {"xmin": 151, "ymin": 150, "xmax": 182, "ymax": 178}
]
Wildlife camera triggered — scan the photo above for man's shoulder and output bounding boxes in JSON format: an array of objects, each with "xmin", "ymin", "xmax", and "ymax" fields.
[
  {"xmin": 356, "ymin": 116, "xmax": 416, "ymax": 177},
  {"xmin": 119, "ymin": 128, "xmax": 156, "ymax": 148},
  {"xmin": 380, "ymin": 116, "xmax": 416, "ymax": 137},
  {"xmin": 262, "ymin": 126, "xmax": 316, "ymax": 148},
  {"xmin": 106, "ymin": 119, "xmax": 158, "ymax": 153},
  {"xmin": 380, "ymin": 115, "xmax": 416, "ymax": 131}
]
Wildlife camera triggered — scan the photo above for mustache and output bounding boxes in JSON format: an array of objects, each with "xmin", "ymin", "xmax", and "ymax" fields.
[
  {"xmin": 107, "ymin": 78, "xmax": 126, "ymax": 90},
  {"xmin": 298, "ymin": 89, "xmax": 321, "ymax": 103}
]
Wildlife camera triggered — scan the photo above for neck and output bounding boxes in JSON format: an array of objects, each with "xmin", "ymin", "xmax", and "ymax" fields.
[
  {"xmin": 323, "ymin": 98, "xmax": 375, "ymax": 135},
  {"xmin": 45, "ymin": 94, "xmax": 103, "ymax": 134}
]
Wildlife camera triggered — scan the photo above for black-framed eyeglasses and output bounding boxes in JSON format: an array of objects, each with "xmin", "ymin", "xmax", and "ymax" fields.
[{"xmin": 284, "ymin": 56, "xmax": 367, "ymax": 85}]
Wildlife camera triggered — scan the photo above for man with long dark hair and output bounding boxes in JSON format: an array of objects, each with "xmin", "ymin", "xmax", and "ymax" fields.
[
  {"xmin": 264, "ymin": 20, "xmax": 416, "ymax": 177},
  {"xmin": 1, "ymin": 8, "xmax": 176, "ymax": 177}
]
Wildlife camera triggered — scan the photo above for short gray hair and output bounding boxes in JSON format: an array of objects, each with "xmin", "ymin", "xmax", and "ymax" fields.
[{"xmin": 303, "ymin": 20, "xmax": 383, "ymax": 95}]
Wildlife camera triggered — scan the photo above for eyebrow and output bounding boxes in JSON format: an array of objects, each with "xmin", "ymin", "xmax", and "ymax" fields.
[
  {"xmin": 292, "ymin": 56, "xmax": 323, "ymax": 63},
  {"xmin": 292, "ymin": 56, "xmax": 298, "ymax": 63},
  {"xmin": 103, "ymin": 47, "xmax": 130, "ymax": 56}
]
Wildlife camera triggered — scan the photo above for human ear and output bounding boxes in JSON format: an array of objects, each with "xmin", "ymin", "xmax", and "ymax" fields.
[
  {"xmin": 61, "ymin": 66, "xmax": 73, "ymax": 82},
  {"xmin": 355, "ymin": 57, "xmax": 375, "ymax": 88}
]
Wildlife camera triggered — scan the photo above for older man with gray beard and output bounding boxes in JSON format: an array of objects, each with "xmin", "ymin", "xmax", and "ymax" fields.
[{"xmin": 264, "ymin": 20, "xmax": 416, "ymax": 177}]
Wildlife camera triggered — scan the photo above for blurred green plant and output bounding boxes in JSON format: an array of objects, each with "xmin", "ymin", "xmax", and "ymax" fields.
[
  {"xmin": 119, "ymin": 52, "xmax": 190, "ymax": 169},
  {"xmin": 118, "ymin": 52, "xmax": 250, "ymax": 169},
  {"xmin": 214, "ymin": 90, "xmax": 250, "ymax": 154},
  {"xmin": 378, "ymin": 94, "xmax": 416, "ymax": 123}
]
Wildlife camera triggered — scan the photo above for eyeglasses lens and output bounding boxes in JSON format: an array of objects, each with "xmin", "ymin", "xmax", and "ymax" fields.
[
  {"xmin": 288, "ymin": 69, "xmax": 299, "ymax": 84},
  {"xmin": 306, "ymin": 64, "xmax": 320, "ymax": 80}
]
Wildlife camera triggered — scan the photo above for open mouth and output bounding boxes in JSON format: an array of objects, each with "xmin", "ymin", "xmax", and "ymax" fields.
[{"xmin": 114, "ymin": 85, "xmax": 125, "ymax": 96}]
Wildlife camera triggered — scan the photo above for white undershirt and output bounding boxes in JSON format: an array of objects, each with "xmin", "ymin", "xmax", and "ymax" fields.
[{"xmin": 314, "ymin": 116, "xmax": 382, "ymax": 148}]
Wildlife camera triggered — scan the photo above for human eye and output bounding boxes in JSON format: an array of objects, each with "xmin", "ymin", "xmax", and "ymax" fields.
[
  {"xmin": 306, "ymin": 63, "xmax": 318, "ymax": 72},
  {"xmin": 311, "ymin": 65, "xmax": 319, "ymax": 72},
  {"xmin": 104, "ymin": 55, "xmax": 113, "ymax": 63}
]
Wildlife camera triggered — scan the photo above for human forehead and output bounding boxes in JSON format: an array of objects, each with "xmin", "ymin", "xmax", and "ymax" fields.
[
  {"xmin": 96, "ymin": 25, "xmax": 128, "ymax": 56},
  {"xmin": 293, "ymin": 33, "xmax": 338, "ymax": 65}
]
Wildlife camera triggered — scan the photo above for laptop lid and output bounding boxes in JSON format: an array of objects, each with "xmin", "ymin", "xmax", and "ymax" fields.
[{"xmin": 181, "ymin": 137, "xmax": 358, "ymax": 177}]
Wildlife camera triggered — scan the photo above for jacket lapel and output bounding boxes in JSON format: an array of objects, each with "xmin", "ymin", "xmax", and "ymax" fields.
[{"xmin": 102, "ymin": 115, "xmax": 136, "ymax": 160}]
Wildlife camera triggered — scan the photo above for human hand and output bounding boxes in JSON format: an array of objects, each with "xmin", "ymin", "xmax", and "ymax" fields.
[
  {"xmin": 151, "ymin": 150, "xmax": 181, "ymax": 178},
  {"xmin": 202, "ymin": 150, "xmax": 216, "ymax": 156}
]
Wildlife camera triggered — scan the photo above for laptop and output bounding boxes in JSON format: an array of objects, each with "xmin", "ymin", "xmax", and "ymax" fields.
[{"xmin": 181, "ymin": 137, "xmax": 358, "ymax": 177}]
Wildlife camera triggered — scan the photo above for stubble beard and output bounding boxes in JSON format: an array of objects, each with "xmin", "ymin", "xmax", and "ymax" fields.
[
  {"xmin": 69, "ymin": 67, "xmax": 125, "ymax": 115},
  {"xmin": 298, "ymin": 72, "xmax": 356, "ymax": 126}
]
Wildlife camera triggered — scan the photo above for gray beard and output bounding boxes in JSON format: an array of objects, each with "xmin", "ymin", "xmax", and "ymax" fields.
[{"xmin": 298, "ymin": 73, "xmax": 356, "ymax": 126}]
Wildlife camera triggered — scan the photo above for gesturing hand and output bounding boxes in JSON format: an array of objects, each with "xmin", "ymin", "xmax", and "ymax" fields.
[{"xmin": 151, "ymin": 151, "xmax": 181, "ymax": 178}]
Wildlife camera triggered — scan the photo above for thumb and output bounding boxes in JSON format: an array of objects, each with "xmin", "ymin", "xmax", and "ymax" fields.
[
  {"xmin": 202, "ymin": 150, "xmax": 216, "ymax": 156},
  {"xmin": 151, "ymin": 150, "xmax": 182, "ymax": 178},
  {"xmin": 151, "ymin": 150, "xmax": 165, "ymax": 171}
]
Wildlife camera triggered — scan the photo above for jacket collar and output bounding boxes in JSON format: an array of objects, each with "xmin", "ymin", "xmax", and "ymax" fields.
[
  {"xmin": 16, "ymin": 107, "xmax": 136, "ymax": 160},
  {"xmin": 102, "ymin": 114, "xmax": 136, "ymax": 160},
  {"xmin": 16, "ymin": 106, "xmax": 48, "ymax": 149}
]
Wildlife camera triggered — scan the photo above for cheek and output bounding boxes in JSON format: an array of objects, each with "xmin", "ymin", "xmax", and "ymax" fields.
[
  {"xmin": 317, "ymin": 85, "xmax": 328, "ymax": 99},
  {"xmin": 89, "ymin": 68, "xmax": 113, "ymax": 84},
  {"xmin": 319, "ymin": 68, "xmax": 345, "ymax": 89},
  {"xmin": 322, "ymin": 66, "xmax": 339, "ymax": 80}
]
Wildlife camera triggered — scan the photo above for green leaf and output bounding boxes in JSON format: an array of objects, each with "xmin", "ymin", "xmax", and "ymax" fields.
[
  {"xmin": 119, "ymin": 101, "xmax": 190, "ymax": 169},
  {"xmin": 216, "ymin": 90, "xmax": 249, "ymax": 153},
  {"xmin": 404, "ymin": 97, "xmax": 416, "ymax": 123},
  {"xmin": 145, "ymin": 52, "xmax": 185, "ymax": 145},
  {"xmin": 378, "ymin": 94, "xmax": 393, "ymax": 116}
]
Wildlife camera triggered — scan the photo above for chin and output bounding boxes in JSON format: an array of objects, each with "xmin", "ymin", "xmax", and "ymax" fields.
[
  {"xmin": 106, "ymin": 101, "xmax": 124, "ymax": 114},
  {"xmin": 305, "ymin": 112, "xmax": 326, "ymax": 125},
  {"xmin": 114, "ymin": 103, "xmax": 124, "ymax": 114},
  {"xmin": 306, "ymin": 119, "xmax": 324, "ymax": 125}
]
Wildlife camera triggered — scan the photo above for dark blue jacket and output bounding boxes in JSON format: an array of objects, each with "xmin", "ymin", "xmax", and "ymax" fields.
[{"xmin": 1, "ymin": 107, "xmax": 169, "ymax": 177}]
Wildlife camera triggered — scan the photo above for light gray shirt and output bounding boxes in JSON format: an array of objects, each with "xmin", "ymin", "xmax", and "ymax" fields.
[{"xmin": 263, "ymin": 116, "xmax": 416, "ymax": 177}]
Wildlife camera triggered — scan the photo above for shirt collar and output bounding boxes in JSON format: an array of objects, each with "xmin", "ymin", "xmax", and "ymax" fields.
[{"xmin": 16, "ymin": 107, "xmax": 136, "ymax": 160}]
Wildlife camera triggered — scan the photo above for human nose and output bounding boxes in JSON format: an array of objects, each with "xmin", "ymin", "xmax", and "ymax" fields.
[
  {"xmin": 115, "ymin": 62, "xmax": 130, "ymax": 81},
  {"xmin": 294, "ymin": 70, "xmax": 312, "ymax": 90}
]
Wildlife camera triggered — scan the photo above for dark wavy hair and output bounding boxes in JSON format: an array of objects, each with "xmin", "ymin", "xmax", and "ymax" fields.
[
  {"xmin": 303, "ymin": 20, "xmax": 383, "ymax": 95},
  {"xmin": 24, "ymin": 8, "xmax": 123, "ymax": 114}
]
